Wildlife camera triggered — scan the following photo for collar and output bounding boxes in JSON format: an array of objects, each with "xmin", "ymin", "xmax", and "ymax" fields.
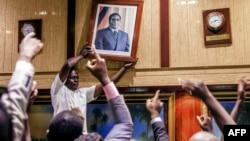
[{"xmin": 109, "ymin": 27, "xmax": 119, "ymax": 32}]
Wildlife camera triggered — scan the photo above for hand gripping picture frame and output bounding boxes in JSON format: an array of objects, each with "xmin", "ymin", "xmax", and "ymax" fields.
[{"xmin": 87, "ymin": 0, "xmax": 144, "ymax": 62}]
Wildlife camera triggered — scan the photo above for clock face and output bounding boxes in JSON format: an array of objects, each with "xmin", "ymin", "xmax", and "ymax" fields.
[
  {"xmin": 208, "ymin": 15, "xmax": 222, "ymax": 27},
  {"xmin": 21, "ymin": 23, "xmax": 35, "ymax": 36},
  {"xmin": 206, "ymin": 12, "xmax": 225, "ymax": 31}
]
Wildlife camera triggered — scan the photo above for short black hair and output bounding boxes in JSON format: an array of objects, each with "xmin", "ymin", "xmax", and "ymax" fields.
[
  {"xmin": 109, "ymin": 13, "xmax": 121, "ymax": 22},
  {"xmin": 47, "ymin": 110, "xmax": 83, "ymax": 141},
  {"xmin": 69, "ymin": 67, "xmax": 77, "ymax": 74}
]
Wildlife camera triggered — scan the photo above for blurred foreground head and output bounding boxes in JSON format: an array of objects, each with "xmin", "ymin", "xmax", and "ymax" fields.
[
  {"xmin": 47, "ymin": 110, "xmax": 84, "ymax": 141},
  {"xmin": 189, "ymin": 131, "xmax": 218, "ymax": 141}
]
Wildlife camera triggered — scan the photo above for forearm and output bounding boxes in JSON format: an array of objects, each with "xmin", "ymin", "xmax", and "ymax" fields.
[
  {"xmin": 59, "ymin": 55, "xmax": 83, "ymax": 81},
  {"xmin": 65, "ymin": 55, "xmax": 83, "ymax": 68},
  {"xmin": 111, "ymin": 66, "xmax": 126, "ymax": 83},
  {"xmin": 202, "ymin": 93, "xmax": 236, "ymax": 132},
  {"xmin": 1, "ymin": 60, "xmax": 34, "ymax": 141},
  {"xmin": 103, "ymin": 82, "xmax": 133, "ymax": 140},
  {"xmin": 230, "ymin": 99, "xmax": 243, "ymax": 121}
]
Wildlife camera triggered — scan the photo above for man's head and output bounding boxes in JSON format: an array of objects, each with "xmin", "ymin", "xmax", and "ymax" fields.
[
  {"xmin": 47, "ymin": 110, "xmax": 84, "ymax": 141},
  {"xmin": 108, "ymin": 13, "xmax": 121, "ymax": 29},
  {"xmin": 189, "ymin": 131, "xmax": 218, "ymax": 141},
  {"xmin": 65, "ymin": 68, "xmax": 79, "ymax": 91}
]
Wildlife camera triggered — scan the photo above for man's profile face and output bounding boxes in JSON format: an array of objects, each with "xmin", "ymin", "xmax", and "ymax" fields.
[
  {"xmin": 109, "ymin": 15, "xmax": 121, "ymax": 29},
  {"xmin": 66, "ymin": 70, "xmax": 79, "ymax": 91}
]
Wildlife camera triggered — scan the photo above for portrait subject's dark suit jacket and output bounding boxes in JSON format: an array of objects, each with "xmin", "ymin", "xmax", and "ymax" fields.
[
  {"xmin": 152, "ymin": 121, "xmax": 169, "ymax": 141},
  {"xmin": 95, "ymin": 27, "xmax": 130, "ymax": 52}
]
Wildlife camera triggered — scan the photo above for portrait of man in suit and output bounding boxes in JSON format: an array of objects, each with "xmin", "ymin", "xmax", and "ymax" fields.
[
  {"xmin": 90, "ymin": 4, "xmax": 139, "ymax": 60},
  {"xmin": 95, "ymin": 13, "xmax": 130, "ymax": 52}
]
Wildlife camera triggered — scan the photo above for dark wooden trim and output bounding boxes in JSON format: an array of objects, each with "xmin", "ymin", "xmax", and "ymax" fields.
[
  {"xmin": 160, "ymin": 0, "xmax": 169, "ymax": 67},
  {"xmin": 67, "ymin": 0, "xmax": 76, "ymax": 58},
  {"xmin": 34, "ymin": 84, "xmax": 243, "ymax": 104}
]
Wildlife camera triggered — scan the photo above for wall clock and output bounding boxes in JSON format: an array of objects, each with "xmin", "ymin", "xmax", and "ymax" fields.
[
  {"xmin": 18, "ymin": 19, "xmax": 42, "ymax": 52},
  {"xmin": 202, "ymin": 8, "xmax": 232, "ymax": 46},
  {"xmin": 206, "ymin": 11, "xmax": 225, "ymax": 32}
]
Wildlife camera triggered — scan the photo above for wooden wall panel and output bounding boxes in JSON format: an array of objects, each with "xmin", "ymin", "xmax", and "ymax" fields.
[
  {"xmin": 1, "ymin": 0, "xmax": 250, "ymax": 89},
  {"xmin": 170, "ymin": 0, "xmax": 250, "ymax": 67},
  {"xmin": 136, "ymin": 0, "xmax": 161, "ymax": 68},
  {"xmin": 0, "ymin": 0, "xmax": 67, "ymax": 73},
  {"xmin": 0, "ymin": 0, "xmax": 6, "ymax": 73}
]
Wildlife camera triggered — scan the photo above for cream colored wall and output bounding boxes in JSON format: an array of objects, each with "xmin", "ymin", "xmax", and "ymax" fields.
[
  {"xmin": 170, "ymin": 0, "xmax": 250, "ymax": 67},
  {"xmin": 0, "ymin": 0, "xmax": 67, "ymax": 87},
  {"xmin": 1, "ymin": 0, "xmax": 250, "ymax": 88},
  {"xmin": 134, "ymin": 0, "xmax": 250, "ymax": 86}
]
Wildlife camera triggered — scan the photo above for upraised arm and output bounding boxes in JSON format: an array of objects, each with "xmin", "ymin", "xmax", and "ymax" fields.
[
  {"xmin": 1, "ymin": 32, "xmax": 43, "ymax": 141},
  {"xmin": 59, "ymin": 44, "xmax": 93, "ymax": 82},
  {"xmin": 93, "ymin": 59, "xmax": 138, "ymax": 98},
  {"xmin": 230, "ymin": 76, "xmax": 248, "ymax": 121},
  {"xmin": 181, "ymin": 79, "xmax": 236, "ymax": 133},
  {"xmin": 112, "ymin": 58, "xmax": 138, "ymax": 83},
  {"xmin": 146, "ymin": 90, "xmax": 169, "ymax": 141},
  {"xmin": 86, "ymin": 49, "xmax": 133, "ymax": 140}
]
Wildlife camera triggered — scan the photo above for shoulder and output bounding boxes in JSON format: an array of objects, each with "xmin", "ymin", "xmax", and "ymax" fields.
[
  {"xmin": 97, "ymin": 28, "xmax": 110, "ymax": 33},
  {"xmin": 119, "ymin": 30, "xmax": 128, "ymax": 34},
  {"xmin": 78, "ymin": 85, "xmax": 95, "ymax": 92}
]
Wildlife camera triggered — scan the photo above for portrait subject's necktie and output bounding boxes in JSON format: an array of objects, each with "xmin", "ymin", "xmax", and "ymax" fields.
[
  {"xmin": 114, "ymin": 31, "xmax": 118, "ymax": 40},
  {"xmin": 113, "ymin": 31, "xmax": 118, "ymax": 51}
]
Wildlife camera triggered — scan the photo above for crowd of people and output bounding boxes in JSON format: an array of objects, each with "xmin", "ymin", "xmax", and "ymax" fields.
[{"xmin": 0, "ymin": 32, "xmax": 248, "ymax": 141}]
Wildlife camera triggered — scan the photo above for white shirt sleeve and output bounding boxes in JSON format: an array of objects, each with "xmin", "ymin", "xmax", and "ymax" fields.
[
  {"xmin": 84, "ymin": 85, "xmax": 97, "ymax": 103},
  {"xmin": 1, "ymin": 60, "xmax": 35, "ymax": 141},
  {"xmin": 50, "ymin": 74, "xmax": 64, "ymax": 96}
]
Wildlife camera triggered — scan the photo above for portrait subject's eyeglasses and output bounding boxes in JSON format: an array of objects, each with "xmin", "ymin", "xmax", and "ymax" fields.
[{"xmin": 111, "ymin": 18, "xmax": 121, "ymax": 21}]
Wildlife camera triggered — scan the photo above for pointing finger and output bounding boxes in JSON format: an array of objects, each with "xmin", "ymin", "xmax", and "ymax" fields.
[
  {"xmin": 92, "ymin": 45, "xmax": 102, "ymax": 61},
  {"xmin": 152, "ymin": 90, "xmax": 160, "ymax": 102}
]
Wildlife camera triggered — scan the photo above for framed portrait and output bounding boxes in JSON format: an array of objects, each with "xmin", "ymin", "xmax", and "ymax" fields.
[
  {"xmin": 87, "ymin": 0, "xmax": 144, "ymax": 62},
  {"xmin": 18, "ymin": 19, "xmax": 42, "ymax": 52}
]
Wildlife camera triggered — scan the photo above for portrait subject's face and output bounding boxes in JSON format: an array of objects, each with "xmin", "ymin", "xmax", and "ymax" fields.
[{"xmin": 109, "ymin": 15, "xmax": 121, "ymax": 29}]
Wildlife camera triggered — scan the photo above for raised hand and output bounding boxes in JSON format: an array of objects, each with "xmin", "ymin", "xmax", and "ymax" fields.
[
  {"xmin": 146, "ymin": 90, "xmax": 163, "ymax": 119},
  {"xmin": 86, "ymin": 48, "xmax": 110, "ymax": 85},
  {"xmin": 79, "ymin": 43, "xmax": 94, "ymax": 58},
  {"xmin": 180, "ymin": 79, "xmax": 211, "ymax": 100},
  {"xmin": 123, "ymin": 58, "xmax": 138, "ymax": 69},
  {"xmin": 19, "ymin": 32, "xmax": 43, "ymax": 61},
  {"xmin": 237, "ymin": 76, "xmax": 249, "ymax": 101},
  {"xmin": 196, "ymin": 106, "xmax": 213, "ymax": 132}
]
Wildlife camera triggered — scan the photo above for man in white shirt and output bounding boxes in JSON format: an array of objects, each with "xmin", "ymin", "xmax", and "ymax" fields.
[{"xmin": 50, "ymin": 44, "xmax": 137, "ymax": 133}]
